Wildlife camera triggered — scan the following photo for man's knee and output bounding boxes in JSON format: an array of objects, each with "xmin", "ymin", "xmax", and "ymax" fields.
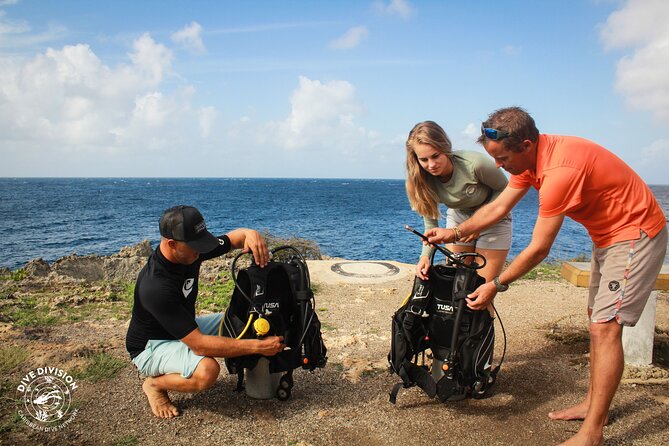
[
  {"xmin": 589, "ymin": 320, "xmax": 622, "ymax": 343},
  {"xmin": 192, "ymin": 357, "xmax": 220, "ymax": 391}
]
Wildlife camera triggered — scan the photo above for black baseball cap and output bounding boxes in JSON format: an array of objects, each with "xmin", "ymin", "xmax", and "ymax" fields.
[{"xmin": 159, "ymin": 205, "xmax": 220, "ymax": 253}]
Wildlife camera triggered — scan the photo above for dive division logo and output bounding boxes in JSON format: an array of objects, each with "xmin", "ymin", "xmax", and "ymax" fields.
[{"xmin": 16, "ymin": 366, "xmax": 79, "ymax": 432}]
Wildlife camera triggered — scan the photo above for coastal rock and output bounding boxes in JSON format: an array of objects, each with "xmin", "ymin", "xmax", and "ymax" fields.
[
  {"xmin": 24, "ymin": 258, "xmax": 52, "ymax": 277},
  {"xmin": 52, "ymin": 254, "xmax": 106, "ymax": 282},
  {"xmin": 24, "ymin": 241, "xmax": 153, "ymax": 283},
  {"xmin": 103, "ymin": 256, "xmax": 146, "ymax": 282},
  {"xmin": 116, "ymin": 240, "xmax": 153, "ymax": 258}
]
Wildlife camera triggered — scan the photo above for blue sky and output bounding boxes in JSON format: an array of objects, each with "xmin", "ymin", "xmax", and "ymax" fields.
[{"xmin": 1, "ymin": 0, "xmax": 668, "ymax": 183}]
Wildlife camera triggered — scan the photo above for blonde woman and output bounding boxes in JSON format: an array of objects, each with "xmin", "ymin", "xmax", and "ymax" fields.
[{"xmin": 405, "ymin": 120, "xmax": 511, "ymax": 284}]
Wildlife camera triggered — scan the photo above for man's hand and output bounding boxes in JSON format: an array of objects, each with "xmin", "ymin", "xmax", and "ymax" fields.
[
  {"xmin": 426, "ymin": 227, "xmax": 456, "ymax": 245},
  {"xmin": 466, "ymin": 282, "xmax": 498, "ymax": 311},
  {"xmin": 242, "ymin": 229, "xmax": 269, "ymax": 267},
  {"xmin": 415, "ymin": 256, "xmax": 431, "ymax": 280},
  {"xmin": 256, "ymin": 336, "xmax": 286, "ymax": 356}
]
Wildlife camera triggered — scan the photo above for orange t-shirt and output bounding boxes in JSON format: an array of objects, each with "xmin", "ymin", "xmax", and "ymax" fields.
[{"xmin": 508, "ymin": 134, "xmax": 666, "ymax": 248}]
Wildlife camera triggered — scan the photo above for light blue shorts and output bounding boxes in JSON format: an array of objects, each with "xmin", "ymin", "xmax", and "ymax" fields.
[
  {"xmin": 131, "ymin": 313, "xmax": 223, "ymax": 378},
  {"xmin": 446, "ymin": 208, "xmax": 512, "ymax": 250}
]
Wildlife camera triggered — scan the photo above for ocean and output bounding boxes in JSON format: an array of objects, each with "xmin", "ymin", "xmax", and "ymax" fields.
[{"xmin": 1, "ymin": 178, "xmax": 668, "ymax": 270}]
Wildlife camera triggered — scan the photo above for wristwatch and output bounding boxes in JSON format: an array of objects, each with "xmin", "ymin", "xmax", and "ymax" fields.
[{"xmin": 493, "ymin": 276, "xmax": 509, "ymax": 292}]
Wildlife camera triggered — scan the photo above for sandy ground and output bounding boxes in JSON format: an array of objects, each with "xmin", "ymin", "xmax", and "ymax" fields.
[{"xmin": 1, "ymin": 260, "xmax": 668, "ymax": 446}]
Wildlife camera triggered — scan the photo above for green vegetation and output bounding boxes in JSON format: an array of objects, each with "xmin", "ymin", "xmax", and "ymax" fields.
[
  {"xmin": 523, "ymin": 262, "xmax": 562, "ymax": 281},
  {"xmin": 0, "ymin": 269, "xmax": 27, "ymax": 281},
  {"xmin": 0, "ymin": 345, "xmax": 29, "ymax": 374},
  {"xmin": 73, "ymin": 352, "xmax": 127, "ymax": 382},
  {"xmin": 320, "ymin": 321, "xmax": 336, "ymax": 332},
  {"xmin": 108, "ymin": 281, "xmax": 135, "ymax": 303},
  {"xmin": 113, "ymin": 434, "xmax": 139, "ymax": 446},
  {"xmin": 198, "ymin": 273, "xmax": 235, "ymax": 312},
  {"xmin": 0, "ymin": 412, "xmax": 22, "ymax": 434},
  {"xmin": 3, "ymin": 297, "xmax": 59, "ymax": 327},
  {"xmin": 0, "ymin": 281, "xmax": 136, "ymax": 326}
]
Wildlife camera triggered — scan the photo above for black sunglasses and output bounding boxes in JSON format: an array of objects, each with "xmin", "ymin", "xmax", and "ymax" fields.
[{"xmin": 480, "ymin": 124, "xmax": 510, "ymax": 141}]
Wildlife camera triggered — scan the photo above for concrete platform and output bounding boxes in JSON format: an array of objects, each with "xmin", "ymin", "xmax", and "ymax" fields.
[
  {"xmin": 561, "ymin": 262, "xmax": 669, "ymax": 290},
  {"xmin": 306, "ymin": 260, "xmax": 413, "ymax": 285}
]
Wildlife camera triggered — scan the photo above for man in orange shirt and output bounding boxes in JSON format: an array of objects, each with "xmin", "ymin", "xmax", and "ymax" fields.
[{"xmin": 426, "ymin": 107, "xmax": 667, "ymax": 446}]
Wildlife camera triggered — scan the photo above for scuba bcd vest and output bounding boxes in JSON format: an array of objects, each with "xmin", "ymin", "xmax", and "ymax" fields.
[
  {"xmin": 220, "ymin": 246, "xmax": 327, "ymax": 400},
  {"xmin": 388, "ymin": 229, "xmax": 506, "ymax": 404}
]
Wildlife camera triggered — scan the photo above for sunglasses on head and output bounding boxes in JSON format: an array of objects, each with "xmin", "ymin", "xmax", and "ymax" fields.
[{"xmin": 480, "ymin": 124, "xmax": 510, "ymax": 141}]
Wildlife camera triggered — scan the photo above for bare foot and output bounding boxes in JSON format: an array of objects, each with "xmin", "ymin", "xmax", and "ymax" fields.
[
  {"xmin": 557, "ymin": 429, "xmax": 604, "ymax": 446},
  {"xmin": 142, "ymin": 379, "xmax": 179, "ymax": 418},
  {"xmin": 548, "ymin": 401, "xmax": 589, "ymax": 421},
  {"xmin": 548, "ymin": 402, "xmax": 608, "ymax": 425}
]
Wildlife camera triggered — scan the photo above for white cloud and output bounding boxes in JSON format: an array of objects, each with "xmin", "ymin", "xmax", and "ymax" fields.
[
  {"xmin": 263, "ymin": 76, "xmax": 369, "ymax": 150},
  {"xmin": 129, "ymin": 33, "xmax": 174, "ymax": 85},
  {"xmin": 0, "ymin": 9, "xmax": 68, "ymax": 49},
  {"xmin": 373, "ymin": 0, "xmax": 415, "ymax": 20},
  {"xmin": 0, "ymin": 33, "xmax": 214, "ymax": 161},
  {"xmin": 171, "ymin": 21, "xmax": 206, "ymax": 54},
  {"xmin": 0, "ymin": 0, "xmax": 19, "ymax": 6},
  {"xmin": 330, "ymin": 26, "xmax": 369, "ymax": 50},
  {"xmin": 0, "ymin": 9, "xmax": 27, "ymax": 34},
  {"xmin": 462, "ymin": 122, "xmax": 479, "ymax": 141},
  {"xmin": 600, "ymin": 0, "xmax": 669, "ymax": 124}
]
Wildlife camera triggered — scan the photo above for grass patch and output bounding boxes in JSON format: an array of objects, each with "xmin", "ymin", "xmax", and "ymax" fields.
[
  {"xmin": 108, "ymin": 281, "xmax": 135, "ymax": 303},
  {"xmin": 0, "ymin": 345, "xmax": 29, "ymax": 374},
  {"xmin": 0, "ymin": 280, "xmax": 137, "ymax": 326},
  {"xmin": 113, "ymin": 434, "xmax": 139, "ymax": 446},
  {"xmin": 1, "ymin": 269, "xmax": 27, "ymax": 281},
  {"xmin": 72, "ymin": 352, "xmax": 127, "ymax": 383},
  {"xmin": 0, "ymin": 412, "xmax": 23, "ymax": 434},
  {"xmin": 198, "ymin": 273, "xmax": 235, "ymax": 312},
  {"xmin": 320, "ymin": 322, "xmax": 336, "ymax": 331},
  {"xmin": 2, "ymin": 297, "xmax": 59, "ymax": 327},
  {"xmin": 524, "ymin": 262, "xmax": 562, "ymax": 281}
]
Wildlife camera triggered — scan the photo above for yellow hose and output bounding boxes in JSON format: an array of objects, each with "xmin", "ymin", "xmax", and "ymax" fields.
[
  {"xmin": 236, "ymin": 314, "xmax": 254, "ymax": 339},
  {"xmin": 218, "ymin": 309, "xmax": 254, "ymax": 340}
]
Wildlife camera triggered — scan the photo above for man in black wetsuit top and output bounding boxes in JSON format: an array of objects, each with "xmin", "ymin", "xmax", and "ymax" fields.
[{"xmin": 125, "ymin": 205, "xmax": 285, "ymax": 418}]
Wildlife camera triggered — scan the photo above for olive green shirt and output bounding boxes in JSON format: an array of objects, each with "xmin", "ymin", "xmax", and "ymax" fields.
[{"xmin": 421, "ymin": 150, "xmax": 508, "ymax": 257}]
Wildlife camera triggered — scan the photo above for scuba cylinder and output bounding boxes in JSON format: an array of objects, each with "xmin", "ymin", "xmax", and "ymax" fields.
[{"xmin": 244, "ymin": 316, "xmax": 282, "ymax": 399}]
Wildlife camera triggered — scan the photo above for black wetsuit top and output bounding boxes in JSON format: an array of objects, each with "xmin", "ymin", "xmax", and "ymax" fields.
[{"xmin": 125, "ymin": 235, "xmax": 231, "ymax": 359}]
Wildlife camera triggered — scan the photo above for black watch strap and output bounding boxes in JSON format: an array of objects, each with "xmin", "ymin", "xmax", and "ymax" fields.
[{"xmin": 493, "ymin": 276, "xmax": 509, "ymax": 292}]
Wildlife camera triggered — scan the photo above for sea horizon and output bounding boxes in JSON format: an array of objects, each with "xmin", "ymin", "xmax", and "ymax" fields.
[
  {"xmin": 1, "ymin": 177, "xmax": 668, "ymax": 270},
  {"xmin": 2, "ymin": 175, "xmax": 668, "ymax": 187}
]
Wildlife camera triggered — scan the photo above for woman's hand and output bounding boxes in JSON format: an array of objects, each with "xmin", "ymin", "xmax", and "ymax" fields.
[{"xmin": 415, "ymin": 255, "xmax": 431, "ymax": 280}]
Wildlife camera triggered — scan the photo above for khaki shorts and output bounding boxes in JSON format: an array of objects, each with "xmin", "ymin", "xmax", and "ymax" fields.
[
  {"xmin": 446, "ymin": 208, "xmax": 512, "ymax": 250},
  {"xmin": 588, "ymin": 226, "xmax": 667, "ymax": 326}
]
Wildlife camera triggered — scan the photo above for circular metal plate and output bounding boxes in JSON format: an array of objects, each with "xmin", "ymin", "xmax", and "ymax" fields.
[{"xmin": 330, "ymin": 261, "xmax": 400, "ymax": 278}]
